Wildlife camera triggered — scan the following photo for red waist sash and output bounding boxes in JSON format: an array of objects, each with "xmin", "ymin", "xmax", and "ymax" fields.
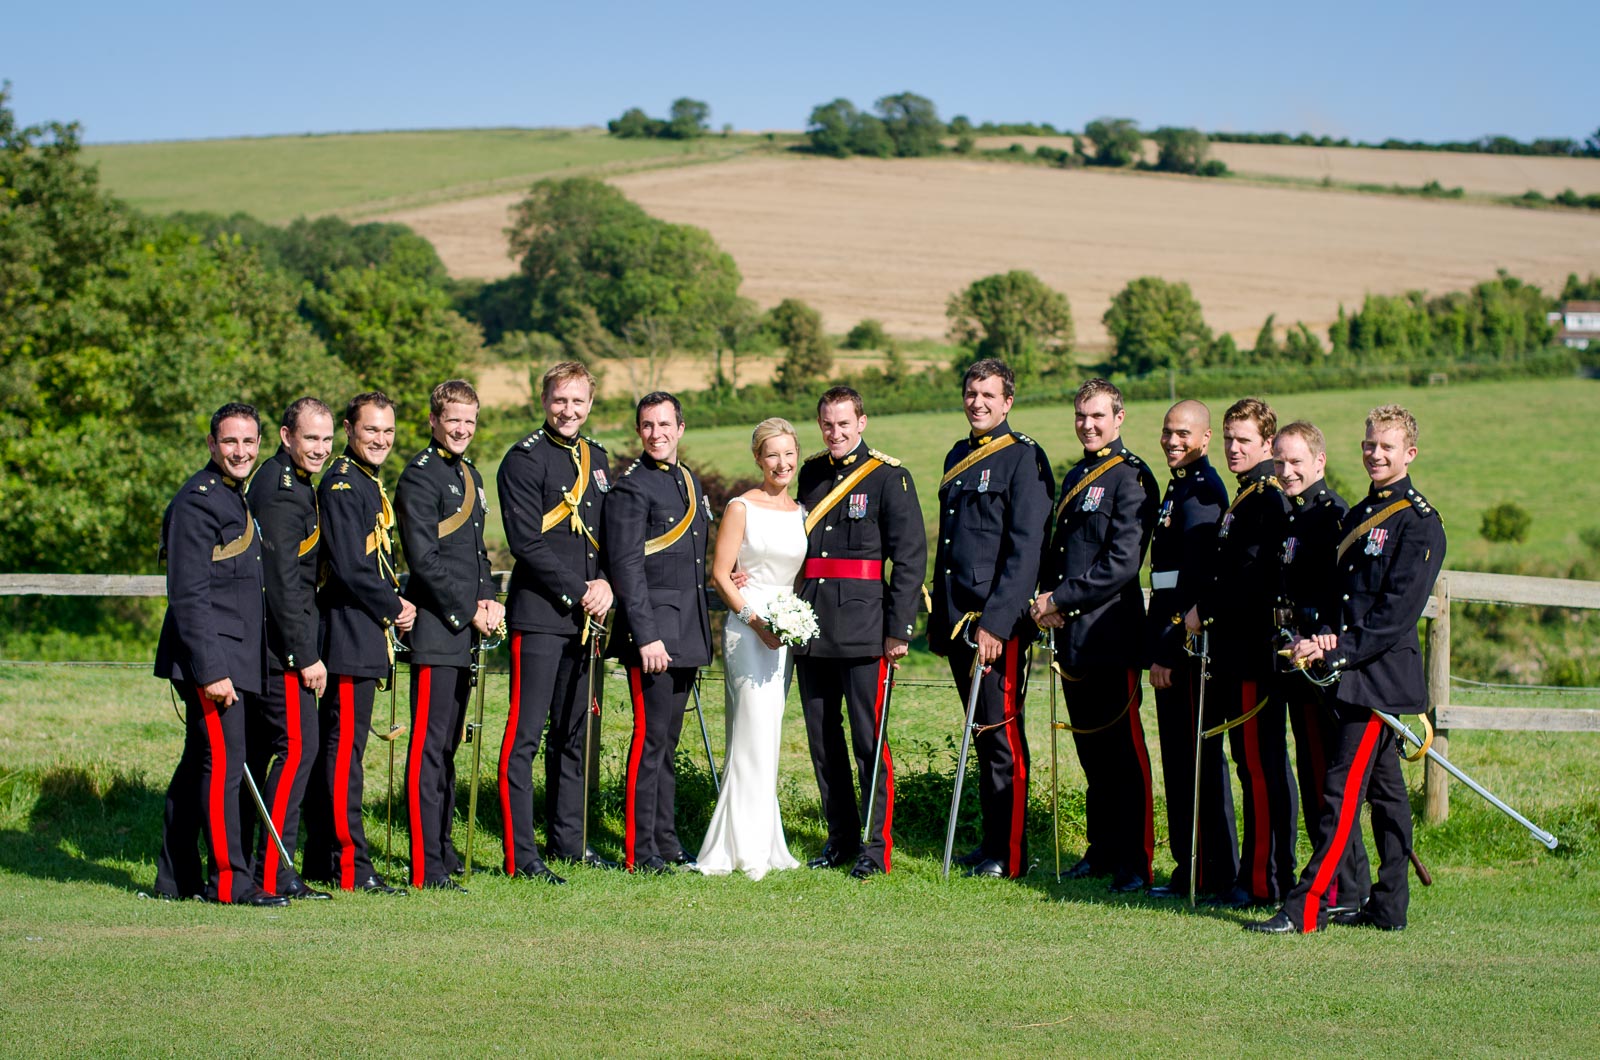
[{"xmin": 803, "ymin": 558, "xmax": 884, "ymax": 580}]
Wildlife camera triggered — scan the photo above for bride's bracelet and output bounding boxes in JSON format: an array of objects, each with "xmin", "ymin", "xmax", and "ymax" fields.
[{"xmin": 738, "ymin": 604, "xmax": 756, "ymax": 625}]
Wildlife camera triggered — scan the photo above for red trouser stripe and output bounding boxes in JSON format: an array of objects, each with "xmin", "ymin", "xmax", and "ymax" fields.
[
  {"xmin": 1001, "ymin": 640, "xmax": 1026, "ymax": 878},
  {"xmin": 1301, "ymin": 701, "xmax": 1334, "ymax": 905},
  {"xmin": 872, "ymin": 657, "xmax": 895, "ymax": 872},
  {"xmin": 1126, "ymin": 669, "xmax": 1155, "ymax": 878},
  {"xmin": 1240, "ymin": 680, "xmax": 1270, "ymax": 898},
  {"xmin": 1303, "ymin": 715, "xmax": 1383, "ymax": 933},
  {"xmin": 263, "ymin": 671, "xmax": 302, "ymax": 893},
  {"xmin": 623, "ymin": 667, "xmax": 648, "ymax": 870},
  {"xmin": 408, "ymin": 665, "xmax": 432, "ymax": 887},
  {"xmin": 198, "ymin": 687, "xmax": 234, "ymax": 904},
  {"xmin": 499, "ymin": 632, "xmax": 523, "ymax": 875},
  {"xmin": 333, "ymin": 675, "xmax": 357, "ymax": 890}
]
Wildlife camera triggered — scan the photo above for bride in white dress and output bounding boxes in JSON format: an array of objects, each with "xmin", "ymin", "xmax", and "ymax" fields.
[{"xmin": 697, "ymin": 418, "xmax": 807, "ymax": 880}]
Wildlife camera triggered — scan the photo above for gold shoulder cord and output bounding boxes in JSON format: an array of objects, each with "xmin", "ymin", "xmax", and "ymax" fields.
[
  {"xmin": 644, "ymin": 466, "xmax": 697, "ymax": 556},
  {"xmin": 1053, "ymin": 456, "xmax": 1124, "ymax": 522},
  {"xmin": 804, "ymin": 458, "xmax": 883, "ymax": 535},
  {"xmin": 541, "ymin": 442, "xmax": 599, "ymax": 548},
  {"xmin": 939, "ymin": 435, "xmax": 1016, "ymax": 490}
]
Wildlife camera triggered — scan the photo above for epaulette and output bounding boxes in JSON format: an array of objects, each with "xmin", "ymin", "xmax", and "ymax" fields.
[
  {"xmin": 804, "ymin": 448, "xmax": 829, "ymax": 464},
  {"xmin": 620, "ymin": 458, "xmax": 643, "ymax": 478},
  {"xmin": 583, "ymin": 434, "xmax": 607, "ymax": 452},
  {"xmin": 332, "ymin": 457, "xmax": 351, "ymax": 476},
  {"xmin": 463, "ymin": 454, "xmax": 475, "ymax": 466},
  {"xmin": 413, "ymin": 450, "xmax": 431, "ymax": 467},
  {"xmin": 867, "ymin": 448, "xmax": 901, "ymax": 467},
  {"xmin": 519, "ymin": 430, "xmax": 543, "ymax": 450},
  {"xmin": 279, "ymin": 467, "xmax": 295, "ymax": 491},
  {"xmin": 1119, "ymin": 447, "xmax": 1142, "ymax": 466},
  {"xmin": 191, "ymin": 475, "xmax": 218, "ymax": 495},
  {"xmin": 1405, "ymin": 487, "xmax": 1436, "ymax": 518},
  {"xmin": 1014, "ymin": 431, "xmax": 1039, "ymax": 448}
]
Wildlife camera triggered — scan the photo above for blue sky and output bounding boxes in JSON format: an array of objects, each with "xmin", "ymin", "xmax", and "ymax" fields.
[{"xmin": 5, "ymin": 0, "xmax": 1593, "ymax": 145}]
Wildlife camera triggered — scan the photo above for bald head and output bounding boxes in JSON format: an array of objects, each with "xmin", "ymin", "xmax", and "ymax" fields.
[{"xmin": 1160, "ymin": 399, "xmax": 1212, "ymax": 469}]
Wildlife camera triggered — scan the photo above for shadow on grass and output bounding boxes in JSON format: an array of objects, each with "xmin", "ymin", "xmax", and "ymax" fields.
[{"xmin": 0, "ymin": 764, "xmax": 163, "ymax": 891}]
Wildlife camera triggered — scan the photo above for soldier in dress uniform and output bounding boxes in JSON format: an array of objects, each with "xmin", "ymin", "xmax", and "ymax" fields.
[
  {"xmin": 240, "ymin": 397, "xmax": 335, "ymax": 902},
  {"xmin": 1250, "ymin": 404, "xmax": 1445, "ymax": 934},
  {"xmin": 602, "ymin": 392, "xmax": 713, "ymax": 874},
  {"xmin": 496, "ymin": 362, "xmax": 613, "ymax": 884},
  {"xmin": 1185, "ymin": 398, "xmax": 1297, "ymax": 907},
  {"xmin": 302, "ymin": 391, "xmax": 414, "ymax": 895},
  {"xmin": 1270, "ymin": 421, "xmax": 1370, "ymax": 915},
  {"xmin": 794, "ymin": 386, "xmax": 927, "ymax": 879},
  {"xmin": 395, "ymin": 380, "xmax": 501, "ymax": 891},
  {"xmin": 928, "ymin": 359, "xmax": 1054, "ymax": 880},
  {"xmin": 1146, "ymin": 399, "xmax": 1238, "ymax": 900},
  {"xmin": 152, "ymin": 403, "xmax": 287, "ymax": 906},
  {"xmin": 1031, "ymin": 379, "xmax": 1160, "ymax": 892}
]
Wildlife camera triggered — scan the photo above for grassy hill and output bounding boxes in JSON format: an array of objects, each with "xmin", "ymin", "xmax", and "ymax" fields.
[{"xmin": 82, "ymin": 127, "xmax": 770, "ymax": 221}]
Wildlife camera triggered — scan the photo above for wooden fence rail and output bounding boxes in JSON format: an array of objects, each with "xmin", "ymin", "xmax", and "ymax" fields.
[{"xmin": 6, "ymin": 567, "xmax": 1599, "ymax": 823}]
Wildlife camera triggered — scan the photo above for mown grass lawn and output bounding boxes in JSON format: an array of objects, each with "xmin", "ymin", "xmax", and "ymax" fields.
[{"xmin": 2, "ymin": 663, "xmax": 1595, "ymax": 1055}]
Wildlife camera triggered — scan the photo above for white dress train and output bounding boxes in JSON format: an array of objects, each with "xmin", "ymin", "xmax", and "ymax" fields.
[{"xmin": 696, "ymin": 497, "xmax": 806, "ymax": 880}]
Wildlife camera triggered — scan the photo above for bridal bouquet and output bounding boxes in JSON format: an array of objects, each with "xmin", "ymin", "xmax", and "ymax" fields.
[{"xmin": 762, "ymin": 592, "xmax": 820, "ymax": 648}]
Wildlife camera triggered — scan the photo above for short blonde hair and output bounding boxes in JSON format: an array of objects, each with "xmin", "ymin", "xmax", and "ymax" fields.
[
  {"xmin": 751, "ymin": 417, "xmax": 798, "ymax": 460},
  {"xmin": 1275, "ymin": 420, "xmax": 1326, "ymax": 459},
  {"xmin": 1367, "ymin": 404, "xmax": 1419, "ymax": 448},
  {"xmin": 540, "ymin": 361, "xmax": 597, "ymax": 401}
]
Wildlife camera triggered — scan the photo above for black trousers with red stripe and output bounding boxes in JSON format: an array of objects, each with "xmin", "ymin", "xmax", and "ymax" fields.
[
  {"xmin": 498, "ymin": 631, "xmax": 591, "ymax": 874},
  {"xmin": 408, "ymin": 663, "xmax": 469, "ymax": 886},
  {"xmin": 1281, "ymin": 707, "xmax": 1411, "ymax": 932},
  {"xmin": 302, "ymin": 674, "xmax": 380, "ymax": 890},
  {"xmin": 1215, "ymin": 673, "xmax": 1298, "ymax": 901},
  {"xmin": 622, "ymin": 666, "xmax": 694, "ymax": 870},
  {"xmin": 1060, "ymin": 666, "xmax": 1154, "ymax": 883},
  {"xmin": 241, "ymin": 667, "xmax": 319, "ymax": 895},
  {"xmin": 946, "ymin": 636, "xmax": 1031, "ymax": 878},
  {"xmin": 1154, "ymin": 663, "xmax": 1239, "ymax": 895},
  {"xmin": 796, "ymin": 656, "xmax": 895, "ymax": 871},
  {"xmin": 155, "ymin": 682, "xmax": 260, "ymax": 903},
  {"xmin": 1282, "ymin": 677, "xmax": 1371, "ymax": 911}
]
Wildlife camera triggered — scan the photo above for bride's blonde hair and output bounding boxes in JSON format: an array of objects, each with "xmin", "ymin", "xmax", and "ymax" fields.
[{"xmin": 750, "ymin": 417, "xmax": 798, "ymax": 461}]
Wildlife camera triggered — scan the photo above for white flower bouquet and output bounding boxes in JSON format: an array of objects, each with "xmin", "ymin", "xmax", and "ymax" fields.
[{"xmin": 761, "ymin": 591, "xmax": 820, "ymax": 648}]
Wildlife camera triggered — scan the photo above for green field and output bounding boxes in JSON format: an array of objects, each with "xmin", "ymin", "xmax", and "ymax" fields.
[
  {"xmin": 83, "ymin": 127, "xmax": 766, "ymax": 221},
  {"xmin": 2, "ymin": 659, "xmax": 1595, "ymax": 1055},
  {"xmin": 482, "ymin": 376, "xmax": 1599, "ymax": 572}
]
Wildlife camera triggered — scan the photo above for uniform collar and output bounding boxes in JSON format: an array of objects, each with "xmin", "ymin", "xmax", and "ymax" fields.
[
  {"xmin": 968, "ymin": 420, "xmax": 1013, "ymax": 449},
  {"xmin": 1292, "ymin": 478, "xmax": 1329, "ymax": 506},
  {"xmin": 1368, "ymin": 474, "xmax": 1411, "ymax": 501},
  {"xmin": 1081, "ymin": 436, "xmax": 1121, "ymax": 463},
  {"xmin": 1239, "ymin": 457, "xmax": 1277, "ymax": 486},
  {"xmin": 342, "ymin": 445, "xmax": 381, "ymax": 477},
  {"xmin": 543, "ymin": 422, "xmax": 578, "ymax": 450},
  {"xmin": 830, "ymin": 439, "xmax": 868, "ymax": 468},
  {"xmin": 430, "ymin": 439, "xmax": 464, "ymax": 466},
  {"xmin": 649, "ymin": 456, "xmax": 678, "ymax": 472},
  {"xmin": 206, "ymin": 461, "xmax": 244, "ymax": 491},
  {"xmin": 1171, "ymin": 454, "xmax": 1211, "ymax": 481},
  {"xmin": 274, "ymin": 445, "xmax": 312, "ymax": 481}
]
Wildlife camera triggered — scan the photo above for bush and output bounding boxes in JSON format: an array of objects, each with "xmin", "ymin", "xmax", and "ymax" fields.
[
  {"xmin": 1197, "ymin": 159, "xmax": 1229, "ymax": 177},
  {"xmin": 1102, "ymin": 276, "xmax": 1211, "ymax": 375},
  {"xmin": 1150, "ymin": 126, "xmax": 1210, "ymax": 174},
  {"xmin": 1082, "ymin": 117, "xmax": 1142, "ymax": 167},
  {"xmin": 1479, "ymin": 501, "xmax": 1533, "ymax": 543},
  {"xmin": 844, "ymin": 319, "xmax": 890, "ymax": 350}
]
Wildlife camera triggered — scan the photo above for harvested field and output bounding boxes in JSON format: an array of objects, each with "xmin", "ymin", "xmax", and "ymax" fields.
[
  {"xmin": 386, "ymin": 155, "xmax": 1600, "ymax": 344},
  {"xmin": 968, "ymin": 137, "xmax": 1600, "ymax": 197}
]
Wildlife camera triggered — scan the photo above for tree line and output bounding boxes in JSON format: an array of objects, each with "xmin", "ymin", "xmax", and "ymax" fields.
[{"xmin": 1211, "ymin": 128, "xmax": 1600, "ymax": 159}]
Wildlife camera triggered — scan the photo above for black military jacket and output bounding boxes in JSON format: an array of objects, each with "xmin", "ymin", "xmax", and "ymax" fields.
[
  {"xmin": 1325, "ymin": 476, "xmax": 1446, "ymax": 714},
  {"xmin": 396, "ymin": 442, "xmax": 494, "ymax": 666},
  {"xmin": 317, "ymin": 447, "xmax": 404, "ymax": 679},
  {"xmin": 498, "ymin": 425, "xmax": 610, "ymax": 636},
  {"xmin": 1039, "ymin": 438, "xmax": 1160, "ymax": 668},
  {"xmin": 1145, "ymin": 455, "xmax": 1228, "ymax": 670},
  {"xmin": 794, "ymin": 439, "xmax": 927, "ymax": 658},
  {"xmin": 602, "ymin": 456, "xmax": 712, "ymax": 669},
  {"xmin": 928, "ymin": 421, "xmax": 1054, "ymax": 653},
  {"xmin": 1277, "ymin": 478, "xmax": 1347, "ymax": 638},
  {"xmin": 1196, "ymin": 458, "xmax": 1290, "ymax": 677},
  {"xmin": 245, "ymin": 445, "xmax": 321, "ymax": 674},
  {"xmin": 154, "ymin": 461, "xmax": 268, "ymax": 695}
]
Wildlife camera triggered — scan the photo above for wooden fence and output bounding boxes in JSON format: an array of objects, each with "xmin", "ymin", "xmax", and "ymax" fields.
[{"xmin": 6, "ymin": 568, "xmax": 1599, "ymax": 823}]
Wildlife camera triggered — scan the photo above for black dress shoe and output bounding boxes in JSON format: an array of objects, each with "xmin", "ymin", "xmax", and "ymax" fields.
[
  {"xmin": 581, "ymin": 849, "xmax": 619, "ymax": 870},
  {"xmin": 236, "ymin": 892, "xmax": 291, "ymax": 907},
  {"xmin": 634, "ymin": 856, "xmax": 673, "ymax": 876},
  {"xmin": 1145, "ymin": 884, "xmax": 1191, "ymax": 900},
  {"xmin": 281, "ymin": 882, "xmax": 333, "ymax": 901},
  {"xmin": 848, "ymin": 856, "xmax": 883, "ymax": 880},
  {"xmin": 964, "ymin": 858, "xmax": 1007, "ymax": 879},
  {"xmin": 1108, "ymin": 874, "xmax": 1147, "ymax": 894},
  {"xmin": 512, "ymin": 864, "xmax": 567, "ymax": 885},
  {"xmin": 354, "ymin": 875, "xmax": 407, "ymax": 896},
  {"xmin": 422, "ymin": 877, "xmax": 469, "ymax": 893},
  {"xmin": 141, "ymin": 889, "xmax": 196, "ymax": 902},
  {"xmin": 1333, "ymin": 908, "xmax": 1404, "ymax": 931},
  {"xmin": 668, "ymin": 851, "xmax": 697, "ymax": 868},
  {"xmin": 807, "ymin": 844, "xmax": 859, "ymax": 870},
  {"xmin": 1203, "ymin": 885, "xmax": 1257, "ymax": 908},
  {"xmin": 1244, "ymin": 911, "xmax": 1298, "ymax": 934},
  {"xmin": 1063, "ymin": 858, "xmax": 1103, "ymax": 880},
  {"xmin": 956, "ymin": 846, "xmax": 987, "ymax": 868}
]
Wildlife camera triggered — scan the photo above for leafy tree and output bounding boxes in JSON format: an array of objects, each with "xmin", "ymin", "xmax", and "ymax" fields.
[
  {"xmin": 667, "ymin": 98, "xmax": 711, "ymax": 140},
  {"xmin": 874, "ymin": 92, "xmax": 943, "ymax": 157},
  {"xmin": 1480, "ymin": 501, "xmax": 1532, "ymax": 544},
  {"xmin": 608, "ymin": 107, "xmax": 660, "ymax": 139},
  {"xmin": 1283, "ymin": 321, "xmax": 1324, "ymax": 362},
  {"xmin": 1562, "ymin": 272, "xmax": 1600, "ymax": 300},
  {"xmin": 1150, "ymin": 126, "xmax": 1211, "ymax": 174},
  {"xmin": 844, "ymin": 319, "xmax": 889, "ymax": 350},
  {"xmin": 1083, "ymin": 117, "xmax": 1142, "ymax": 167},
  {"xmin": 1102, "ymin": 276, "xmax": 1212, "ymax": 375},
  {"xmin": 1205, "ymin": 332, "xmax": 1243, "ymax": 366},
  {"xmin": 769, "ymin": 298, "xmax": 833, "ymax": 394},
  {"xmin": 948, "ymin": 114, "xmax": 973, "ymax": 136},
  {"xmin": 807, "ymin": 99, "xmax": 859, "ymax": 157},
  {"xmin": 945, "ymin": 270, "xmax": 1074, "ymax": 375},
  {"xmin": 849, "ymin": 114, "xmax": 894, "ymax": 158},
  {"xmin": 1251, "ymin": 313, "xmax": 1280, "ymax": 359},
  {"xmin": 168, "ymin": 212, "xmax": 448, "ymax": 288}
]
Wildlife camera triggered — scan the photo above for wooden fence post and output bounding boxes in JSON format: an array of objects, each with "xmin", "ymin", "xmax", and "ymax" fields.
[{"xmin": 1423, "ymin": 574, "xmax": 1451, "ymax": 825}]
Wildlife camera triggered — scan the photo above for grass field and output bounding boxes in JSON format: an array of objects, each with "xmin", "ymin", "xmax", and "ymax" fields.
[
  {"xmin": 2, "ymin": 654, "xmax": 1595, "ymax": 1056},
  {"xmin": 488, "ymin": 376, "xmax": 1600, "ymax": 573},
  {"xmin": 82, "ymin": 127, "xmax": 764, "ymax": 221}
]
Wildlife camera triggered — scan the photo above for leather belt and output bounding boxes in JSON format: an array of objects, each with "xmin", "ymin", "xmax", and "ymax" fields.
[
  {"xmin": 1150, "ymin": 570, "xmax": 1179, "ymax": 590},
  {"xmin": 803, "ymin": 558, "xmax": 884, "ymax": 580}
]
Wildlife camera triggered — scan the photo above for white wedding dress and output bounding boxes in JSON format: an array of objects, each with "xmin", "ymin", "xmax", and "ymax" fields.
[{"xmin": 696, "ymin": 497, "xmax": 807, "ymax": 880}]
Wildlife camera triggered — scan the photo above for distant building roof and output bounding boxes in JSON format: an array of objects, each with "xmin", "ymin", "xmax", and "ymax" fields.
[{"xmin": 1563, "ymin": 301, "xmax": 1600, "ymax": 313}]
